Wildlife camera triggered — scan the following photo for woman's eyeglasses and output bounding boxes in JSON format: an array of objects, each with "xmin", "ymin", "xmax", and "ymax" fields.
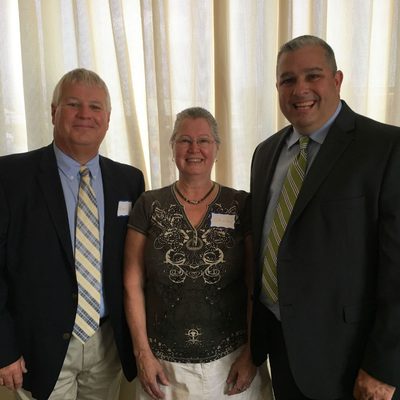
[{"xmin": 174, "ymin": 136, "xmax": 215, "ymax": 149}]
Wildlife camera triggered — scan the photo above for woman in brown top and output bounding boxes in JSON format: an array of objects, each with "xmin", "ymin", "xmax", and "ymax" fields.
[{"xmin": 123, "ymin": 107, "xmax": 272, "ymax": 399}]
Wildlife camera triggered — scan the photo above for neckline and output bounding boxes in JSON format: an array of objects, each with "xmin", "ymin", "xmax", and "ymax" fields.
[
  {"xmin": 171, "ymin": 183, "xmax": 221, "ymax": 230},
  {"xmin": 174, "ymin": 181, "xmax": 216, "ymax": 205}
]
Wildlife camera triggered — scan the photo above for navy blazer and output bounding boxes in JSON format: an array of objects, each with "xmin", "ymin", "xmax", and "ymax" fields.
[
  {"xmin": 0, "ymin": 144, "xmax": 144, "ymax": 399},
  {"xmin": 250, "ymin": 102, "xmax": 400, "ymax": 398}
]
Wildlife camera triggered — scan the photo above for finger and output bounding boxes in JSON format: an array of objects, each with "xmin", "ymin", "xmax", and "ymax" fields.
[
  {"xmin": 3, "ymin": 375, "xmax": 16, "ymax": 391},
  {"xmin": 227, "ymin": 386, "xmax": 240, "ymax": 395},
  {"xmin": 13, "ymin": 373, "xmax": 24, "ymax": 389},
  {"xmin": 141, "ymin": 384, "xmax": 158, "ymax": 400},
  {"xmin": 148, "ymin": 382, "xmax": 165, "ymax": 399},
  {"xmin": 20, "ymin": 358, "xmax": 28, "ymax": 374},
  {"xmin": 157, "ymin": 370, "xmax": 170, "ymax": 386},
  {"xmin": 226, "ymin": 368, "xmax": 237, "ymax": 384},
  {"xmin": 227, "ymin": 383, "xmax": 248, "ymax": 395}
]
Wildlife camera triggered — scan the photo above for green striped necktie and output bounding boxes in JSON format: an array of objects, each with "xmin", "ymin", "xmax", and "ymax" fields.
[{"xmin": 262, "ymin": 135, "xmax": 310, "ymax": 302}]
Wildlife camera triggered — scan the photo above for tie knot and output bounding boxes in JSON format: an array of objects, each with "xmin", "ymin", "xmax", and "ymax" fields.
[
  {"xmin": 79, "ymin": 166, "xmax": 90, "ymax": 177},
  {"xmin": 299, "ymin": 136, "xmax": 310, "ymax": 150}
]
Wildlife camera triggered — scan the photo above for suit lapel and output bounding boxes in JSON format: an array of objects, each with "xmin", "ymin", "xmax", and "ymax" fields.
[
  {"xmin": 37, "ymin": 145, "xmax": 74, "ymax": 267},
  {"xmin": 99, "ymin": 157, "xmax": 119, "ymax": 265},
  {"xmin": 288, "ymin": 102, "xmax": 356, "ymax": 229}
]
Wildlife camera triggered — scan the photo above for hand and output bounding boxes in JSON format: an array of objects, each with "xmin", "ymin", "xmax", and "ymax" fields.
[
  {"xmin": 136, "ymin": 350, "xmax": 169, "ymax": 399},
  {"xmin": 353, "ymin": 369, "xmax": 396, "ymax": 400},
  {"xmin": 0, "ymin": 357, "xmax": 27, "ymax": 391},
  {"xmin": 226, "ymin": 346, "xmax": 257, "ymax": 396}
]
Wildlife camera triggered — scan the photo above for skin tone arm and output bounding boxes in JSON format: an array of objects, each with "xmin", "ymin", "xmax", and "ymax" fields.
[
  {"xmin": 353, "ymin": 369, "xmax": 396, "ymax": 400},
  {"xmin": 123, "ymin": 229, "xmax": 169, "ymax": 400},
  {"xmin": 226, "ymin": 234, "xmax": 257, "ymax": 395}
]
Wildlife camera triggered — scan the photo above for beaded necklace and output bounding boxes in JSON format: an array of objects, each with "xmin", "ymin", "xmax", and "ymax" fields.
[{"xmin": 174, "ymin": 182, "xmax": 215, "ymax": 205}]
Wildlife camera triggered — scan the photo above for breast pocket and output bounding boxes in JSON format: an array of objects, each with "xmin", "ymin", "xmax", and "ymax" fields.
[{"xmin": 343, "ymin": 302, "xmax": 376, "ymax": 324}]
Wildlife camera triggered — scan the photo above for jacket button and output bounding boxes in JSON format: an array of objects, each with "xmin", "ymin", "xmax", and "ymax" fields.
[
  {"xmin": 72, "ymin": 293, "xmax": 78, "ymax": 301},
  {"xmin": 62, "ymin": 333, "xmax": 71, "ymax": 340}
]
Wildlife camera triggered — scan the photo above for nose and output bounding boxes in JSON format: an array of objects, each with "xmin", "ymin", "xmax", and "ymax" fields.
[
  {"xmin": 292, "ymin": 78, "xmax": 310, "ymax": 96},
  {"xmin": 188, "ymin": 140, "xmax": 200, "ymax": 150},
  {"xmin": 76, "ymin": 105, "xmax": 92, "ymax": 118}
]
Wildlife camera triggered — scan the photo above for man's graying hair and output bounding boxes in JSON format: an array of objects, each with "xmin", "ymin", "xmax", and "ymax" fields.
[
  {"xmin": 170, "ymin": 107, "xmax": 221, "ymax": 145},
  {"xmin": 277, "ymin": 35, "xmax": 338, "ymax": 74},
  {"xmin": 52, "ymin": 68, "xmax": 111, "ymax": 112}
]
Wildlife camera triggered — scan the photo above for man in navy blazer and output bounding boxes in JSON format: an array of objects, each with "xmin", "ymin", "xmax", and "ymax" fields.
[
  {"xmin": 0, "ymin": 69, "xmax": 144, "ymax": 399},
  {"xmin": 250, "ymin": 36, "xmax": 400, "ymax": 399}
]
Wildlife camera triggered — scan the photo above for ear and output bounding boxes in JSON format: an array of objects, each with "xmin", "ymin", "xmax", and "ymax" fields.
[
  {"xmin": 334, "ymin": 70, "xmax": 344, "ymax": 92},
  {"xmin": 51, "ymin": 104, "xmax": 57, "ymax": 124},
  {"xmin": 214, "ymin": 143, "xmax": 220, "ymax": 160}
]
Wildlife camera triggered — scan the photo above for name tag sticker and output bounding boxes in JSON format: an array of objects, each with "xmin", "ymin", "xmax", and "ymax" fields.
[
  {"xmin": 211, "ymin": 213, "xmax": 235, "ymax": 229},
  {"xmin": 117, "ymin": 201, "xmax": 132, "ymax": 217}
]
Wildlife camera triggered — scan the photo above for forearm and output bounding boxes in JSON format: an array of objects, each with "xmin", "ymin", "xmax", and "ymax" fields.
[
  {"xmin": 124, "ymin": 282, "xmax": 152, "ymax": 357},
  {"xmin": 123, "ymin": 229, "xmax": 153, "ymax": 357},
  {"xmin": 123, "ymin": 228, "xmax": 169, "ymax": 398}
]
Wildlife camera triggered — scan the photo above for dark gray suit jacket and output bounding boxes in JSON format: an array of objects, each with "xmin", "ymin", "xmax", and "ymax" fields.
[
  {"xmin": 0, "ymin": 144, "xmax": 144, "ymax": 399},
  {"xmin": 250, "ymin": 101, "xmax": 400, "ymax": 398}
]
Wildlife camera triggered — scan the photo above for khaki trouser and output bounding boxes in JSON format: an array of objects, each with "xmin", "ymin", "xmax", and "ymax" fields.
[{"xmin": 16, "ymin": 320, "xmax": 122, "ymax": 400}]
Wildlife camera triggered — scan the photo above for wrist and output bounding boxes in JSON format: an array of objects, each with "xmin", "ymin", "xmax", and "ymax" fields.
[{"xmin": 134, "ymin": 347, "xmax": 153, "ymax": 359}]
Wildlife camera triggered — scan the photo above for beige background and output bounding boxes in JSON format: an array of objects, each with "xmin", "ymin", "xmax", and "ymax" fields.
[
  {"xmin": 1, "ymin": 1, "xmax": 399, "ymax": 192},
  {"xmin": 0, "ymin": 378, "xmax": 136, "ymax": 399}
]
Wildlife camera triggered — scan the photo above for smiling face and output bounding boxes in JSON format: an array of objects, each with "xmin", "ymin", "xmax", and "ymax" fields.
[
  {"xmin": 172, "ymin": 117, "xmax": 218, "ymax": 180},
  {"xmin": 276, "ymin": 44, "xmax": 343, "ymax": 135},
  {"xmin": 51, "ymin": 82, "xmax": 110, "ymax": 162}
]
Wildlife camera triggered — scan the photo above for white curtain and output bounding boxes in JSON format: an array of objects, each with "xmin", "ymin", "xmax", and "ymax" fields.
[{"xmin": 1, "ymin": 0, "xmax": 399, "ymax": 192}]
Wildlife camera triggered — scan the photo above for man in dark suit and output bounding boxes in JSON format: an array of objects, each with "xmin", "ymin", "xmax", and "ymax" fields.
[
  {"xmin": 250, "ymin": 35, "xmax": 400, "ymax": 399},
  {"xmin": 0, "ymin": 69, "xmax": 144, "ymax": 399}
]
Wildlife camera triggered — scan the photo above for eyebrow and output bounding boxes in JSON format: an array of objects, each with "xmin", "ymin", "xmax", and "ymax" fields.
[
  {"xmin": 177, "ymin": 134, "xmax": 212, "ymax": 138},
  {"xmin": 64, "ymin": 97, "xmax": 104, "ymax": 105},
  {"xmin": 279, "ymin": 67, "xmax": 324, "ymax": 78}
]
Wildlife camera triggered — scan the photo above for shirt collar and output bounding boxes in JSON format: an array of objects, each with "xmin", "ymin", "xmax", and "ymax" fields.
[
  {"xmin": 53, "ymin": 142, "xmax": 101, "ymax": 180},
  {"xmin": 288, "ymin": 101, "xmax": 342, "ymax": 149}
]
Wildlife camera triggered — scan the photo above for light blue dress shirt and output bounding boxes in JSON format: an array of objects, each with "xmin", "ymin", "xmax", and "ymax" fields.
[{"xmin": 53, "ymin": 143, "xmax": 107, "ymax": 317}]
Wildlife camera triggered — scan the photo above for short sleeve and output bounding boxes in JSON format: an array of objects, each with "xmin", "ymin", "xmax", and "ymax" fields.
[{"xmin": 127, "ymin": 192, "xmax": 150, "ymax": 235}]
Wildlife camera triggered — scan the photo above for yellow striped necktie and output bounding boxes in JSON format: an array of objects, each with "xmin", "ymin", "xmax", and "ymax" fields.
[
  {"xmin": 262, "ymin": 136, "xmax": 310, "ymax": 302},
  {"xmin": 73, "ymin": 166, "xmax": 101, "ymax": 343}
]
